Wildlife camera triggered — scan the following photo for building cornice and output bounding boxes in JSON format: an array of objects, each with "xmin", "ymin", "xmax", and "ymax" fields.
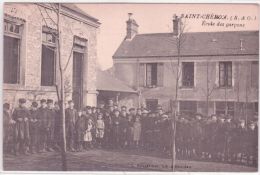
[
  {"xmin": 37, "ymin": 3, "xmax": 100, "ymax": 28},
  {"xmin": 113, "ymin": 54, "xmax": 259, "ymax": 63}
]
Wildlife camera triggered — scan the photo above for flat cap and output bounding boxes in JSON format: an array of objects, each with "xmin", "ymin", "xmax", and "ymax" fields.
[{"xmin": 40, "ymin": 99, "xmax": 46, "ymax": 103}]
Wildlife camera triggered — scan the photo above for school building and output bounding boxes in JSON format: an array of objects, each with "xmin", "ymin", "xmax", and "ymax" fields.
[
  {"xmin": 3, "ymin": 3, "xmax": 100, "ymax": 109},
  {"xmin": 112, "ymin": 14, "xmax": 259, "ymax": 118}
]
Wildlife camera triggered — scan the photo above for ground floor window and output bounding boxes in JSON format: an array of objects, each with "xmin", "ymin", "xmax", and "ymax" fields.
[
  {"xmin": 215, "ymin": 101, "xmax": 234, "ymax": 117},
  {"xmin": 146, "ymin": 99, "xmax": 158, "ymax": 112},
  {"xmin": 179, "ymin": 101, "xmax": 197, "ymax": 117}
]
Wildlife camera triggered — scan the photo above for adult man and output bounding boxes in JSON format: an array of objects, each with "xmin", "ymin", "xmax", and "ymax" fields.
[
  {"xmin": 3, "ymin": 103, "xmax": 15, "ymax": 154},
  {"xmin": 223, "ymin": 115, "xmax": 235, "ymax": 162},
  {"xmin": 12, "ymin": 98, "xmax": 30, "ymax": 155},
  {"xmin": 112, "ymin": 109, "xmax": 121, "ymax": 149},
  {"xmin": 121, "ymin": 106, "xmax": 127, "ymax": 113},
  {"xmin": 53, "ymin": 102, "xmax": 61, "ymax": 150},
  {"xmin": 192, "ymin": 114, "xmax": 203, "ymax": 160},
  {"xmin": 29, "ymin": 101, "xmax": 39, "ymax": 153},
  {"xmin": 127, "ymin": 108, "xmax": 135, "ymax": 148},
  {"xmin": 46, "ymin": 99, "xmax": 56, "ymax": 152},
  {"xmin": 119, "ymin": 109, "xmax": 128, "ymax": 148},
  {"xmin": 207, "ymin": 115, "xmax": 218, "ymax": 160},
  {"xmin": 65, "ymin": 100, "xmax": 77, "ymax": 152},
  {"xmin": 37, "ymin": 99, "xmax": 49, "ymax": 153},
  {"xmin": 245, "ymin": 121, "xmax": 258, "ymax": 166}
]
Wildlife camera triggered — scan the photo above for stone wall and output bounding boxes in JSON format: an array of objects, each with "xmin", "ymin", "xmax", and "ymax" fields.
[
  {"xmin": 3, "ymin": 3, "xmax": 99, "ymax": 108},
  {"xmin": 113, "ymin": 56, "xmax": 259, "ymax": 116}
]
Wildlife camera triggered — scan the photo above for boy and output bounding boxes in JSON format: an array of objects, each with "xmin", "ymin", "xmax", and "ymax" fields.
[{"xmin": 96, "ymin": 113, "xmax": 105, "ymax": 148}]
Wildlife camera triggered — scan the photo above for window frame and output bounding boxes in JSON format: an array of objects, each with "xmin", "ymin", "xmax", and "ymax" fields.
[
  {"xmin": 219, "ymin": 61, "xmax": 232, "ymax": 88},
  {"xmin": 181, "ymin": 62, "xmax": 195, "ymax": 88},
  {"xmin": 3, "ymin": 19, "xmax": 23, "ymax": 84},
  {"xmin": 179, "ymin": 100, "xmax": 197, "ymax": 117},
  {"xmin": 146, "ymin": 63, "xmax": 158, "ymax": 87},
  {"xmin": 146, "ymin": 99, "xmax": 158, "ymax": 112},
  {"xmin": 41, "ymin": 29, "xmax": 57, "ymax": 87},
  {"xmin": 215, "ymin": 101, "xmax": 235, "ymax": 116}
]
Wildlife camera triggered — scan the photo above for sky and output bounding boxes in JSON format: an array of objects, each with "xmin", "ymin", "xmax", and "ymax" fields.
[{"xmin": 77, "ymin": 3, "xmax": 259, "ymax": 70}]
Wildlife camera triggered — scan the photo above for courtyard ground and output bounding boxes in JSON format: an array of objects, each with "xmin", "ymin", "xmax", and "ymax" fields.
[{"xmin": 3, "ymin": 148, "xmax": 258, "ymax": 172}]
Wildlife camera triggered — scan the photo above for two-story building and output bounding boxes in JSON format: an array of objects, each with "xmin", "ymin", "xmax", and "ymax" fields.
[
  {"xmin": 3, "ymin": 3, "xmax": 100, "ymax": 109},
  {"xmin": 113, "ymin": 14, "xmax": 259, "ymax": 118}
]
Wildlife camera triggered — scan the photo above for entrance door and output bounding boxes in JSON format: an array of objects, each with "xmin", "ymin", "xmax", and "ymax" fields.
[{"xmin": 72, "ymin": 52, "xmax": 83, "ymax": 110}]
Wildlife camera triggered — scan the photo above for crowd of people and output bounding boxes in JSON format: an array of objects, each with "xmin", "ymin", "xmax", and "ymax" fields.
[{"xmin": 3, "ymin": 98, "xmax": 258, "ymax": 167}]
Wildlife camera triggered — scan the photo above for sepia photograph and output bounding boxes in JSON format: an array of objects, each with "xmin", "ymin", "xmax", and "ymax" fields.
[{"xmin": 1, "ymin": 1, "xmax": 259, "ymax": 172}]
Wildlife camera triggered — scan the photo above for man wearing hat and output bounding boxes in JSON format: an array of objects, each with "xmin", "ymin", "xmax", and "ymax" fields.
[
  {"xmin": 140, "ymin": 109, "xmax": 149, "ymax": 148},
  {"xmin": 112, "ymin": 109, "xmax": 121, "ymax": 149},
  {"xmin": 121, "ymin": 106, "xmax": 127, "ymax": 113},
  {"xmin": 46, "ymin": 99, "xmax": 56, "ymax": 152},
  {"xmin": 29, "ymin": 101, "xmax": 39, "ymax": 154},
  {"xmin": 37, "ymin": 99, "xmax": 49, "ymax": 153},
  {"xmin": 246, "ymin": 121, "xmax": 258, "ymax": 166},
  {"xmin": 65, "ymin": 100, "xmax": 77, "ymax": 152},
  {"xmin": 12, "ymin": 98, "xmax": 31, "ymax": 155},
  {"xmin": 119, "ymin": 108, "xmax": 128, "ymax": 148}
]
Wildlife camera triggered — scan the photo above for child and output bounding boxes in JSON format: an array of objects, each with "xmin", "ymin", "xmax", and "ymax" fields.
[
  {"xmin": 84, "ymin": 119, "xmax": 93, "ymax": 150},
  {"xmin": 96, "ymin": 113, "xmax": 105, "ymax": 148},
  {"xmin": 133, "ymin": 115, "xmax": 142, "ymax": 148}
]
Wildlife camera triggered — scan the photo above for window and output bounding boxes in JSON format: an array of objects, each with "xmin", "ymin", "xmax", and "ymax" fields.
[
  {"xmin": 146, "ymin": 63, "xmax": 157, "ymax": 87},
  {"xmin": 182, "ymin": 62, "xmax": 194, "ymax": 87},
  {"xmin": 216, "ymin": 101, "xmax": 234, "ymax": 116},
  {"xmin": 41, "ymin": 29, "xmax": 56, "ymax": 86},
  {"xmin": 146, "ymin": 99, "xmax": 158, "ymax": 112},
  {"xmin": 179, "ymin": 101, "xmax": 197, "ymax": 117},
  {"xmin": 4, "ymin": 20, "xmax": 22, "ymax": 84},
  {"xmin": 219, "ymin": 62, "xmax": 232, "ymax": 87},
  {"xmin": 251, "ymin": 61, "xmax": 258, "ymax": 88}
]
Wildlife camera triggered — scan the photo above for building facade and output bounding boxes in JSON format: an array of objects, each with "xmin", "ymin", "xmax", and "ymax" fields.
[
  {"xmin": 3, "ymin": 3, "xmax": 100, "ymax": 109},
  {"xmin": 113, "ymin": 14, "xmax": 259, "ymax": 118}
]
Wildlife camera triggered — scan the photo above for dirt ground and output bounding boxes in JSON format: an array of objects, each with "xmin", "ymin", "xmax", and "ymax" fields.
[{"xmin": 3, "ymin": 149, "xmax": 258, "ymax": 172}]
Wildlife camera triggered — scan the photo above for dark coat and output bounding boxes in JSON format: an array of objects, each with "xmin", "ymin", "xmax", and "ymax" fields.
[
  {"xmin": 12, "ymin": 106, "xmax": 30, "ymax": 141},
  {"xmin": 65, "ymin": 108, "xmax": 77, "ymax": 138},
  {"xmin": 37, "ymin": 107, "xmax": 49, "ymax": 130},
  {"xmin": 75, "ymin": 114, "xmax": 87, "ymax": 142}
]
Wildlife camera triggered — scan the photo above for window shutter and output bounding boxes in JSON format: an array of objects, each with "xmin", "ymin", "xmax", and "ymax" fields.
[
  {"xmin": 215, "ymin": 62, "xmax": 219, "ymax": 87},
  {"xmin": 157, "ymin": 63, "xmax": 164, "ymax": 86},
  {"xmin": 139, "ymin": 63, "xmax": 145, "ymax": 87},
  {"xmin": 232, "ymin": 62, "xmax": 235, "ymax": 87}
]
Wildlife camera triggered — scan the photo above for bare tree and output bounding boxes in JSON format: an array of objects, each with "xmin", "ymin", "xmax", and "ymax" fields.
[
  {"xmin": 200, "ymin": 60, "xmax": 217, "ymax": 116},
  {"xmin": 169, "ymin": 15, "xmax": 187, "ymax": 171},
  {"xmin": 36, "ymin": 3, "xmax": 75, "ymax": 170}
]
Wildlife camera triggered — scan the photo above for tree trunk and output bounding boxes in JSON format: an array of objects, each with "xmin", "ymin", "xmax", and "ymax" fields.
[{"xmin": 57, "ymin": 3, "xmax": 67, "ymax": 171}]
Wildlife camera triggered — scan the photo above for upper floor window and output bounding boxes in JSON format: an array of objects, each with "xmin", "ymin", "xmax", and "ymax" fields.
[
  {"xmin": 139, "ymin": 63, "xmax": 163, "ymax": 88},
  {"xmin": 41, "ymin": 27, "xmax": 57, "ymax": 86},
  {"xmin": 146, "ymin": 63, "xmax": 157, "ymax": 87},
  {"xmin": 182, "ymin": 62, "xmax": 194, "ymax": 87},
  {"xmin": 4, "ymin": 20, "xmax": 23, "ymax": 84},
  {"xmin": 219, "ymin": 61, "xmax": 232, "ymax": 87}
]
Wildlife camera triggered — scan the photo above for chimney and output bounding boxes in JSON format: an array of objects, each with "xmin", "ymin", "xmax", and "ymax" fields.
[
  {"xmin": 126, "ymin": 13, "xmax": 139, "ymax": 40},
  {"xmin": 172, "ymin": 14, "xmax": 180, "ymax": 36}
]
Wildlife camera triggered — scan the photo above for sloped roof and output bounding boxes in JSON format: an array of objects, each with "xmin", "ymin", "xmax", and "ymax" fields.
[
  {"xmin": 97, "ymin": 70, "xmax": 136, "ymax": 93},
  {"xmin": 113, "ymin": 31, "xmax": 259, "ymax": 58},
  {"xmin": 62, "ymin": 4, "xmax": 99, "ymax": 23}
]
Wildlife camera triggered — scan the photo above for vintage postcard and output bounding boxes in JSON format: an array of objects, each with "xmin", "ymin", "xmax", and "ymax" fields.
[{"xmin": 1, "ymin": 1, "xmax": 259, "ymax": 172}]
